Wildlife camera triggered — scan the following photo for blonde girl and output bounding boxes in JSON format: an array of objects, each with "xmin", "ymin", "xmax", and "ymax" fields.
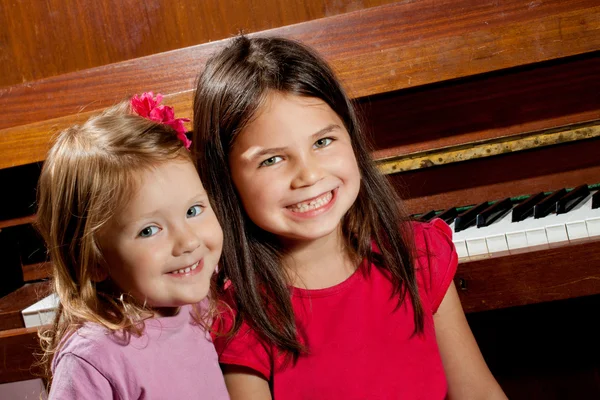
[{"xmin": 37, "ymin": 93, "xmax": 229, "ymax": 399}]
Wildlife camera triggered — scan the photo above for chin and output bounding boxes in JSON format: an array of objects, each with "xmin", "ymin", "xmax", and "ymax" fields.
[
  {"xmin": 189, "ymin": 288, "xmax": 211, "ymax": 304},
  {"xmin": 284, "ymin": 225, "xmax": 341, "ymax": 242}
]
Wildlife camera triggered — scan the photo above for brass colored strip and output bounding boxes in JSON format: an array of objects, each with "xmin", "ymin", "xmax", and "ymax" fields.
[{"xmin": 376, "ymin": 121, "xmax": 600, "ymax": 175}]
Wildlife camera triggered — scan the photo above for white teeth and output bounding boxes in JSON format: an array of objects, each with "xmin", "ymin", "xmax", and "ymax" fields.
[
  {"xmin": 289, "ymin": 191, "xmax": 333, "ymax": 213},
  {"xmin": 169, "ymin": 261, "xmax": 199, "ymax": 275}
]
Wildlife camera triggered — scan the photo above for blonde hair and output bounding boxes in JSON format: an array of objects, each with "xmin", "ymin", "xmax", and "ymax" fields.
[{"xmin": 36, "ymin": 101, "xmax": 198, "ymax": 380}]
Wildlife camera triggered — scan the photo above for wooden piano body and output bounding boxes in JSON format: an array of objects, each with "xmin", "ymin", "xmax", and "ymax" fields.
[{"xmin": 1, "ymin": 1, "xmax": 599, "ymax": 397}]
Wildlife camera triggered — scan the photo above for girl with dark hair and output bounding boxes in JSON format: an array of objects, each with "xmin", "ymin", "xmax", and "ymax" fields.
[{"xmin": 194, "ymin": 36, "xmax": 505, "ymax": 399}]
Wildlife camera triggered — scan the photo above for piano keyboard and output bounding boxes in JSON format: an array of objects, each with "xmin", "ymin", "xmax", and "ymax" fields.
[
  {"xmin": 21, "ymin": 293, "xmax": 58, "ymax": 328},
  {"xmin": 417, "ymin": 186, "xmax": 600, "ymax": 259}
]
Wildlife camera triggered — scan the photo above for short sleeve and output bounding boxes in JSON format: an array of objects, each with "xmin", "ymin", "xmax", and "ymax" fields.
[
  {"xmin": 413, "ymin": 218, "xmax": 459, "ymax": 314},
  {"xmin": 212, "ymin": 297, "xmax": 272, "ymax": 380},
  {"xmin": 49, "ymin": 353, "xmax": 115, "ymax": 399}
]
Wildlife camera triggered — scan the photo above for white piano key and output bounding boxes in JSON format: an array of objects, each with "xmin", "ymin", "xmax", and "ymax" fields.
[
  {"xmin": 39, "ymin": 309, "xmax": 56, "ymax": 325},
  {"xmin": 506, "ymin": 230, "xmax": 528, "ymax": 249},
  {"xmin": 0, "ymin": 379, "xmax": 48, "ymax": 399},
  {"xmin": 556, "ymin": 193, "xmax": 594, "ymax": 240},
  {"xmin": 504, "ymin": 208, "xmax": 544, "ymax": 250},
  {"xmin": 478, "ymin": 206, "xmax": 515, "ymax": 238},
  {"xmin": 582, "ymin": 192, "xmax": 600, "ymax": 237},
  {"xmin": 566, "ymin": 220, "xmax": 588, "ymax": 240},
  {"xmin": 526, "ymin": 227, "xmax": 548, "ymax": 246},
  {"xmin": 449, "ymin": 220, "xmax": 466, "ymax": 241},
  {"xmin": 21, "ymin": 294, "xmax": 59, "ymax": 328},
  {"xmin": 464, "ymin": 205, "xmax": 515, "ymax": 255},
  {"xmin": 546, "ymin": 224, "xmax": 569, "ymax": 243},
  {"xmin": 454, "ymin": 240, "xmax": 469, "ymax": 259},
  {"xmin": 466, "ymin": 237, "xmax": 488, "ymax": 256},
  {"xmin": 486, "ymin": 234, "xmax": 509, "ymax": 253},
  {"xmin": 22, "ymin": 311, "xmax": 43, "ymax": 329},
  {"xmin": 587, "ymin": 217, "xmax": 600, "ymax": 237}
]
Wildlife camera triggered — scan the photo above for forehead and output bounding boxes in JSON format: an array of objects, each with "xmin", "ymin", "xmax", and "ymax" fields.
[
  {"xmin": 233, "ymin": 92, "xmax": 346, "ymax": 149},
  {"xmin": 114, "ymin": 160, "xmax": 204, "ymax": 222}
]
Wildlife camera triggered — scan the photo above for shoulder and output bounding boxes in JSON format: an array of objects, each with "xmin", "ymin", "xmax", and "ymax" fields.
[
  {"xmin": 53, "ymin": 323, "xmax": 132, "ymax": 377},
  {"xmin": 51, "ymin": 324, "xmax": 127, "ymax": 398},
  {"xmin": 411, "ymin": 219, "xmax": 458, "ymax": 314},
  {"xmin": 53, "ymin": 324, "xmax": 108, "ymax": 362},
  {"xmin": 211, "ymin": 291, "xmax": 273, "ymax": 380},
  {"xmin": 411, "ymin": 218, "xmax": 454, "ymax": 249},
  {"xmin": 411, "ymin": 218, "xmax": 456, "ymax": 263}
]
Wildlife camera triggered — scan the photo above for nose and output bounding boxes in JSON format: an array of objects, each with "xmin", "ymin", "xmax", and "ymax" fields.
[
  {"xmin": 290, "ymin": 156, "xmax": 323, "ymax": 189},
  {"xmin": 172, "ymin": 222, "xmax": 201, "ymax": 257}
]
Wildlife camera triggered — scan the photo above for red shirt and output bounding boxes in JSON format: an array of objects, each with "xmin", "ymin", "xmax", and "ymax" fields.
[{"xmin": 213, "ymin": 219, "xmax": 458, "ymax": 399}]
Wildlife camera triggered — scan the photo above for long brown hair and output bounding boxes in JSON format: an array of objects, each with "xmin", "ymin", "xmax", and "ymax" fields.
[
  {"xmin": 193, "ymin": 36, "xmax": 423, "ymax": 358},
  {"xmin": 36, "ymin": 101, "xmax": 197, "ymax": 380}
]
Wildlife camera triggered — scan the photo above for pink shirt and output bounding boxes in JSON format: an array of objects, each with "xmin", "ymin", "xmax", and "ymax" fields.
[
  {"xmin": 214, "ymin": 219, "xmax": 458, "ymax": 399},
  {"xmin": 50, "ymin": 304, "xmax": 229, "ymax": 399}
]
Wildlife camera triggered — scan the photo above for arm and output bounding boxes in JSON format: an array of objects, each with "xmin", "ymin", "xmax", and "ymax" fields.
[
  {"xmin": 434, "ymin": 282, "xmax": 507, "ymax": 400},
  {"xmin": 222, "ymin": 365, "xmax": 272, "ymax": 400}
]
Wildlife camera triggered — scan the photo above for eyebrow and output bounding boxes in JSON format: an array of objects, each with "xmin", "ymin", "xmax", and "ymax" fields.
[
  {"xmin": 248, "ymin": 124, "xmax": 341, "ymax": 161},
  {"xmin": 311, "ymin": 124, "xmax": 340, "ymax": 140},
  {"xmin": 123, "ymin": 192, "xmax": 208, "ymax": 224}
]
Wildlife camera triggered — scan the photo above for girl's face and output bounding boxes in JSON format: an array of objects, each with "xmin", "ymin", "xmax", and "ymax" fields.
[
  {"xmin": 97, "ymin": 159, "xmax": 223, "ymax": 315},
  {"xmin": 229, "ymin": 92, "xmax": 361, "ymax": 244}
]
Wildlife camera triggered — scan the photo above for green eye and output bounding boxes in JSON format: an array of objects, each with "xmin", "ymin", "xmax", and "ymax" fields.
[
  {"xmin": 187, "ymin": 205, "xmax": 203, "ymax": 218},
  {"xmin": 260, "ymin": 156, "xmax": 282, "ymax": 167},
  {"xmin": 139, "ymin": 226, "xmax": 160, "ymax": 238},
  {"xmin": 314, "ymin": 138, "xmax": 333, "ymax": 148}
]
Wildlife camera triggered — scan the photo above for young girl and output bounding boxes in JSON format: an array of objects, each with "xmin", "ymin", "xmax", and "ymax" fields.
[
  {"xmin": 36, "ymin": 93, "xmax": 229, "ymax": 399},
  {"xmin": 193, "ymin": 37, "xmax": 507, "ymax": 399}
]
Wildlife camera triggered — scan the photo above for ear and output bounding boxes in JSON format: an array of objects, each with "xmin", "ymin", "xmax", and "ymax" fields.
[
  {"xmin": 92, "ymin": 231, "xmax": 110, "ymax": 282},
  {"xmin": 90, "ymin": 250, "xmax": 109, "ymax": 282},
  {"xmin": 90, "ymin": 262, "xmax": 109, "ymax": 282}
]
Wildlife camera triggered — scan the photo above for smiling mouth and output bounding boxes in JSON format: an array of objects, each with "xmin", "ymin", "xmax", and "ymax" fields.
[
  {"xmin": 287, "ymin": 191, "xmax": 334, "ymax": 213},
  {"xmin": 168, "ymin": 260, "xmax": 200, "ymax": 275}
]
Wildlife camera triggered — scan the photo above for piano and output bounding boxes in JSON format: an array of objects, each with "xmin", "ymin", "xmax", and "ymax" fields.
[{"xmin": 1, "ymin": 0, "xmax": 599, "ymax": 397}]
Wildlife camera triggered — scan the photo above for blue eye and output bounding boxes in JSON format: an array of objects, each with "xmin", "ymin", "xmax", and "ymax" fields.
[
  {"xmin": 139, "ymin": 226, "xmax": 160, "ymax": 238},
  {"xmin": 260, "ymin": 156, "xmax": 283, "ymax": 167},
  {"xmin": 187, "ymin": 205, "xmax": 203, "ymax": 218},
  {"xmin": 314, "ymin": 138, "xmax": 333, "ymax": 148}
]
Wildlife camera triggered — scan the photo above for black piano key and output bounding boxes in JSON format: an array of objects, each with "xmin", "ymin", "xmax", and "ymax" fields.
[
  {"xmin": 512, "ymin": 192, "xmax": 546, "ymax": 222},
  {"xmin": 533, "ymin": 188, "xmax": 567, "ymax": 219},
  {"xmin": 437, "ymin": 207, "xmax": 458, "ymax": 225},
  {"xmin": 416, "ymin": 210, "xmax": 437, "ymax": 222},
  {"xmin": 593, "ymin": 190, "xmax": 600, "ymax": 209},
  {"xmin": 454, "ymin": 202, "xmax": 489, "ymax": 233},
  {"xmin": 556, "ymin": 184, "xmax": 589, "ymax": 215},
  {"xmin": 0, "ymin": 227, "xmax": 25, "ymax": 298},
  {"xmin": 476, "ymin": 198, "xmax": 512, "ymax": 228}
]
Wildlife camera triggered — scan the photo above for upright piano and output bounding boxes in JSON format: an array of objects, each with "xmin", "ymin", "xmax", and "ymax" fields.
[{"xmin": 1, "ymin": 1, "xmax": 599, "ymax": 397}]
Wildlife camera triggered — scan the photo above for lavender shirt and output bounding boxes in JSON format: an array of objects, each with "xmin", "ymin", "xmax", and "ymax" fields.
[{"xmin": 50, "ymin": 304, "xmax": 229, "ymax": 399}]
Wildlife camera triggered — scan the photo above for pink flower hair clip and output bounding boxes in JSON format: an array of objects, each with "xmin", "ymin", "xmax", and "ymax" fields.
[{"xmin": 130, "ymin": 92, "xmax": 192, "ymax": 149}]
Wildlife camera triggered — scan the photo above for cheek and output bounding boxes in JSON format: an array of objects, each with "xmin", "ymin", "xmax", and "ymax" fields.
[
  {"xmin": 332, "ymin": 148, "xmax": 360, "ymax": 180},
  {"xmin": 206, "ymin": 216, "xmax": 224, "ymax": 251},
  {"xmin": 108, "ymin": 244, "xmax": 155, "ymax": 277},
  {"xmin": 235, "ymin": 174, "xmax": 278, "ymax": 212},
  {"xmin": 240, "ymin": 173, "xmax": 267, "ymax": 194},
  {"xmin": 346, "ymin": 151, "xmax": 361, "ymax": 177},
  {"xmin": 102, "ymin": 253, "xmax": 137, "ymax": 291}
]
